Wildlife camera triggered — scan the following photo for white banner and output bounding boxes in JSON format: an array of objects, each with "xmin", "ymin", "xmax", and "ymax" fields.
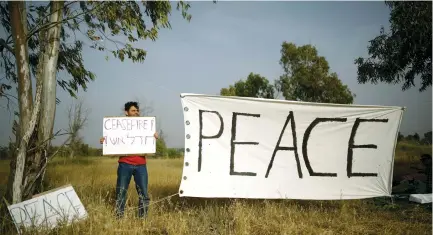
[
  {"xmin": 102, "ymin": 116, "xmax": 156, "ymax": 155},
  {"xmin": 8, "ymin": 185, "xmax": 87, "ymax": 232},
  {"xmin": 179, "ymin": 94, "xmax": 404, "ymax": 200}
]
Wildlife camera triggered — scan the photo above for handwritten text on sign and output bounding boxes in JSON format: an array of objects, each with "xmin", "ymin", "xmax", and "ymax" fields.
[
  {"xmin": 102, "ymin": 116, "xmax": 156, "ymax": 155},
  {"xmin": 8, "ymin": 185, "xmax": 87, "ymax": 232},
  {"xmin": 179, "ymin": 94, "xmax": 404, "ymax": 200}
]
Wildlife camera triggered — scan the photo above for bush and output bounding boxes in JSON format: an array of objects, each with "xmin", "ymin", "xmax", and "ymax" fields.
[{"xmin": 167, "ymin": 148, "xmax": 181, "ymax": 158}]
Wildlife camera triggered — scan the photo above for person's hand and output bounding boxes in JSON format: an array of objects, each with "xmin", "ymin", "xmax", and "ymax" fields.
[
  {"xmin": 154, "ymin": 132, "xmax": 159, "ymax": 140},
  {"xmin": 100, "ymin": 137, "xmax": 105, "ymax": 144}
]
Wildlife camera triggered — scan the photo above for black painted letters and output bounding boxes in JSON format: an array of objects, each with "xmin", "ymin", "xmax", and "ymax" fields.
[
  {"xmin": 302, "ymin": 118, "xmax": 348, "ymax": 177},
  {"xmin": 194, "ymin": 107, "xmax": 390, "ymax": 180},
  {"xmin": 198, "ymin": 110, "xmax": 224, "ymax": 172},
  {"xmin": 230, "ymin": 112, "xmax": 260, "ymax": 176},
  {"xmin": 265, "ymin": 111, "xmax": 303, "ymax": 178},
  {"xmin": 347, "ymin": 118, "xmax": 389, "ymax": 178}
]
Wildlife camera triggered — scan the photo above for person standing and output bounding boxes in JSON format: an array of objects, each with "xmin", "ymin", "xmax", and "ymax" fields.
[{"xmin": 100, "ymin": 101, "xmax": 158, "ymax": 218}]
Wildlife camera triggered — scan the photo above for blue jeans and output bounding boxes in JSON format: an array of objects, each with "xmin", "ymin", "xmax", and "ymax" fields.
[{"xmin": 115, "ymin": 162, "xmax": 150, "ymax": 218}]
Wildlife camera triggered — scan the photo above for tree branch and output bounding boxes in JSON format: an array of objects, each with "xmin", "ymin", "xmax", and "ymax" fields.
[
  {"xmin": 26, "ymin": 1, "xmax": 107, "ymax": 42},
  {"xmin": 38, "ymin": 1, "xmax": 78, "ymax": 26},
  {"xmin": 26, "ymin": 129, "xmax": 70, "ymax": 153},
  {"xmin": 0, "ymin": 38, "xmax": 14, "ymax": 54},
  {"xmin": 96, "ymin": 28, "xmax": 124, "ymax": 50},
  {"xmin": 23, "ymin": 135, "xmax": 71, "ymax": 196},
  {"xmin": 0, "ymin": 91, "xmax": 18, "ymax": 113}
]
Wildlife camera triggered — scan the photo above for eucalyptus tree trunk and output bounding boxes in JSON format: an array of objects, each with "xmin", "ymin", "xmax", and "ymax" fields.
[
  {"xmin": 6, "ymin": 1, "xmax": 65, "ymax": 203},
  {"xmin": 6, "ymin": 1, "xmax": 34, "ymax": 204},
  {"xmin": 23, "ymin": 1, "xmax": 64, "ymax": 199}
]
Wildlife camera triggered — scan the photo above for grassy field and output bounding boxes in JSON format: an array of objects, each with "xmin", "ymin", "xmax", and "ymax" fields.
[{"xmin": 0, "ymin": 141, "xmax": 431, "ymax": 235}]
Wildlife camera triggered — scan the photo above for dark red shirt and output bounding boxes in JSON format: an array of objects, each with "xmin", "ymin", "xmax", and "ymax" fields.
[{"xmin": 118, "ymin": 155, "xmax": 146, "ymax": 165}]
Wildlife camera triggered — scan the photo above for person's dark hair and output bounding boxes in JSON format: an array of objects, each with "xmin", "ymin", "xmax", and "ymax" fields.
[{"xmin": 124, "ymin": 101, "xmax": 139, "ymax": 112}]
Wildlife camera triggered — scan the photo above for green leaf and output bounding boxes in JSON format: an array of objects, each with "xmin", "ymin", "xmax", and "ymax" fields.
[
  {"xmin": 355, "ymin": 2, "xmax": 432, "ymax": 92},
  {"xmin": 220, "ymin": 73, "xmax": 275, "ymax": 99},
  {"xmin": 276, "ymin": 42, "xmax": 354, "ymax": 104}
]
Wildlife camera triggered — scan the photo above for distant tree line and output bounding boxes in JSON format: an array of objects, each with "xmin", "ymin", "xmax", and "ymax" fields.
[{"xmin": 398, "ymin": 131, "xmax": 432, "ymax": 145}]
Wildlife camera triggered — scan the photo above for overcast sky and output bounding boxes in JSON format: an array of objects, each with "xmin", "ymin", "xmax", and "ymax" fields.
[{"xmin": 0, "ymin": 1, "xmax": 431, "ymax": 148}]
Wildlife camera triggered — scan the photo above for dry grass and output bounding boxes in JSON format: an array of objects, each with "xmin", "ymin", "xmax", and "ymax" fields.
[{"xmin": 0, "ymin": 142, "xmax": 431, "ymax": 235}]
